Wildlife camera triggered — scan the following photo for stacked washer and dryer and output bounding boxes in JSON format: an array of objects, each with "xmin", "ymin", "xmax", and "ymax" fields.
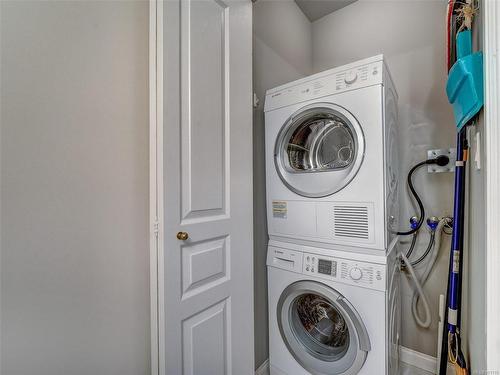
[{"xmin": 264, "ymin": 55, "xmax": 401, "ymax": 375}]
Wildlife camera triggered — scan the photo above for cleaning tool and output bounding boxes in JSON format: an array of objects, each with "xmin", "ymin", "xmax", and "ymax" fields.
[
  {"xmin": 439, "ymin": 5, "xmax": 483, "ymax": 372},
  {"xmin": 440, "ymin": 129, "xmax": 468, "ymax": 375},
  {"xmin": 446, "ymin": 30, "xmax": 484, "ymax": 131}
]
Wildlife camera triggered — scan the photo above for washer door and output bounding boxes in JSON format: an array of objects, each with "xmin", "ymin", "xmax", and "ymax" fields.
[
  {"xmin": 277, "ymin": 281, "xmax": 371, "ymax": 375},
  {"xmin": 275, "ymin": 103, "xmax": 365, "ymax": 197}
]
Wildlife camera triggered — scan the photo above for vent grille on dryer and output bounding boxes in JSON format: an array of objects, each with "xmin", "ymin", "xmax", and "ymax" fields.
[{"xmin": 333, "ymin": 206, "xmax": 369, "ymax": 240}]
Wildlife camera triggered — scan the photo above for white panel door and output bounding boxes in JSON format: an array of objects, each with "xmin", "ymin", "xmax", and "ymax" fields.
[{"xmin": 157, "ymin": 0, "xmax": 253, "ymax": 374}]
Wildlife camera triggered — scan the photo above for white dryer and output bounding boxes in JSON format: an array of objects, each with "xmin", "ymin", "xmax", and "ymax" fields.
[
  {"xmin": 264, "ymin": 55, "xmax": 399, "ymax": 253},
  {"xmin": 267, "ymin": 238, "xmax": 401, "ymax": 375}
]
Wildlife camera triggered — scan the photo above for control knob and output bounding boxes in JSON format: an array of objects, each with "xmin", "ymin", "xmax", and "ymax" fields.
[
  {"xmin": 350, "ymin": 267, "xmax": 363, "ymax": 281},
  {"xmin": 344, "ymin": 70, "xmax": 358, "ymax": 84}
]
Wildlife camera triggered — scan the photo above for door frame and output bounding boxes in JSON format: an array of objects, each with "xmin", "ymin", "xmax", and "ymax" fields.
[
  {"xmin": 149, "ymin": 1, "xmax": 163, "ymax": 374},
  {"xmin": 484, "ymin": 0, "xmax": 500, "ymax": 370},
  {"xmin": 149, "ymin": 1, "xmax": 255, "ymax": 374}
]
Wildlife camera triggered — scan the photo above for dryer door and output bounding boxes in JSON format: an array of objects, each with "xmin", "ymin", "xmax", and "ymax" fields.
[
  {"xmin": 277, "ymin": 280, "xmax": 370, "ymax": 375},
  {"xmin": 275, "ymin": 103, "xmax": 365, "ymax": 197}
]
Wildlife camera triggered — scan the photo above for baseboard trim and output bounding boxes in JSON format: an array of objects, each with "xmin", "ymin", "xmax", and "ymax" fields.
[
  {"xmin": 255, "ymin": 359, "xmax": 269, "ymax": 375},
  {"xmin": 400, "ymin": 345, "xmax": 455, "ymax": 374},
  {"xmin": 256, "ymin": 347, "xmax": 455, "ymax": 375},
  {"xmin": 400, "ymin": 346, "xmax": 438, "ymax": 373}
]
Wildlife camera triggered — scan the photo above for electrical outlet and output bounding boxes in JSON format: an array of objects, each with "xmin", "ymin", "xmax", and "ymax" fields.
[{"xmin": 427, "ymin": 148, "xmax": 456, "ymax": 173}]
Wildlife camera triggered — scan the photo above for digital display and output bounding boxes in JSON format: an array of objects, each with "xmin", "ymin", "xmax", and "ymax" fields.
[{"xmin": 318, "ymin": 259, "xmax": 337, "ymax": 276}]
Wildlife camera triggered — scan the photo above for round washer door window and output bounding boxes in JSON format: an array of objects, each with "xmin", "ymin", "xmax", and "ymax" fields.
[
  {"xmin": 275, "ymin": 103, "xmax": 365, "ymax": 197},
  {"xmin": 277, "ymin": 281, "xmax": 371, "ymax": 375}
]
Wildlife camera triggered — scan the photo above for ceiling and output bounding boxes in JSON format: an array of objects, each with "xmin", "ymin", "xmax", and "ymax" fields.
[{"xmin": 294, "ymin": 0, "xmax": 358, "ymax": 22}]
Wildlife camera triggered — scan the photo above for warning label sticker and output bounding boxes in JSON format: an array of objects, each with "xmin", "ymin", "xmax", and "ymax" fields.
[{"xmin": 272, "ymin": 201, "xmax": 287, "ymax": 218}]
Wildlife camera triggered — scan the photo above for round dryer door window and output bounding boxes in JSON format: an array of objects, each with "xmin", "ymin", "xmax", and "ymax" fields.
[
  {"xmin": 275, "ymin": 103, "xmax": 365, "ymax": 197},
  {"xmin": 277, "ymin": 281, "xmax": 370, "ymax": 375}
]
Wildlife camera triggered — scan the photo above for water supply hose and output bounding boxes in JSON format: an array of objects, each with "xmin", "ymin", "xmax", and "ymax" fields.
[
  {"xmin": 412, "ymin": 231, "xmax": 435, "ymax": 266},
  {"xmin": 404, "ymin": 231, "xmax": 418, "ymax": 259}
]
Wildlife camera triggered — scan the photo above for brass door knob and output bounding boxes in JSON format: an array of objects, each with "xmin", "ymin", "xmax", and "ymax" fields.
[{"xmin": 176, "ymin": 231, "xmax": 189, "ymax": 241}]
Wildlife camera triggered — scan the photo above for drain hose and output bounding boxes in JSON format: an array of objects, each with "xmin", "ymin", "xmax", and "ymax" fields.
[
  {"xmin": 402, "ymin": 218, "xmax": 448, "ymax": 329},
  {"xmin": 410, "ymin": 218, "xmax": 448, "ymax": 328},
  {"xmin": 401, "ymin": 252, "xmax": 432, "ymax": 328}
]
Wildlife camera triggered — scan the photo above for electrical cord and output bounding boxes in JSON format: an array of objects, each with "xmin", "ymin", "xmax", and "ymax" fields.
[{"xmin": 397, "ymin": 155, "xmax": 450, "ymax": 236}]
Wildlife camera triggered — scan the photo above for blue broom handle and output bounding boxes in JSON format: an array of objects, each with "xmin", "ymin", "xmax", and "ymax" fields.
[{"xmin": 447, "ymin": 129, "xmax": 467, "ymax": 334}]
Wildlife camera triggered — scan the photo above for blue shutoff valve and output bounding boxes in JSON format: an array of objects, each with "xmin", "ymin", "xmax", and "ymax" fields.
[
  {"xmin": 409, "ymin": 216, "xmax": 420, "ymax": 230},
  {"xmin": 426, "ymin": 216, "xmax": 440, "ymax": 232}
]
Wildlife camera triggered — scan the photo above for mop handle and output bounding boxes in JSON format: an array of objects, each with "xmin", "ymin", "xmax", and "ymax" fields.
[
  {"xmin": 447, "ymin": 129, "xmax": 467, "ymax": 334},
  {"xmin": 439, "ymin": 129, "xmax": 468, "ymax": 375}
]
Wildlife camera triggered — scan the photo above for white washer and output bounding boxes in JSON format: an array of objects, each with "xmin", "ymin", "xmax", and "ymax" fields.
[
  {"xmin": 265, "ymin": 55, "xmax": 399, "ymax": 253},
  {"xmin": 267, "ymin": 238, "xmax": 401, "ymax": 375}
]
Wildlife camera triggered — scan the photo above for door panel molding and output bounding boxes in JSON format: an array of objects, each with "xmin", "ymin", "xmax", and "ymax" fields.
[
  {"xmin": 180, "ymin": 0, "xmax": 230, "ymax": 223},
  {"xmin": 181, "ymin": 235, "xmax": 231, "ymax": 301},
  {"xmin": 182, "ymin": 298, "xmax": 232, "ymax": 375}
]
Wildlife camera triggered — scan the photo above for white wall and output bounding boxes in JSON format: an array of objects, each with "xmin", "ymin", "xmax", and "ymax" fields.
[
  {"xmin": 0, "ymin": 2, "xmax": 150, "ymax": 374},
  {"xmin": 312, "ymin": 0, "xmax": 456, "ymax": 356},
  {"xmin": 465, "ymin": 8, "xmax": 486, "ymax": 371},
  {"xmin": 253, "ymin": 0, "xmax": 312, "ymax": 368},
  {"xmin": 466, "ymin": 123, "xmax": 486, "ymax": 371}
]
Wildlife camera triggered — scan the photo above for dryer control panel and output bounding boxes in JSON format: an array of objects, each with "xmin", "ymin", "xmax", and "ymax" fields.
[
  {"xmin": 265, "ymin": 58, "xmax": 385, "ymax": 112},
  {"xmin": 303, "ymin": 251, "xmax": 386, "ymax": 291}
]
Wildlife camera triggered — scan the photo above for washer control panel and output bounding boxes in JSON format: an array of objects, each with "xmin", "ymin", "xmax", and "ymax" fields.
[{"xmin": 303, "ymin": 252, "xmax": 386, "ymax": 291}]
